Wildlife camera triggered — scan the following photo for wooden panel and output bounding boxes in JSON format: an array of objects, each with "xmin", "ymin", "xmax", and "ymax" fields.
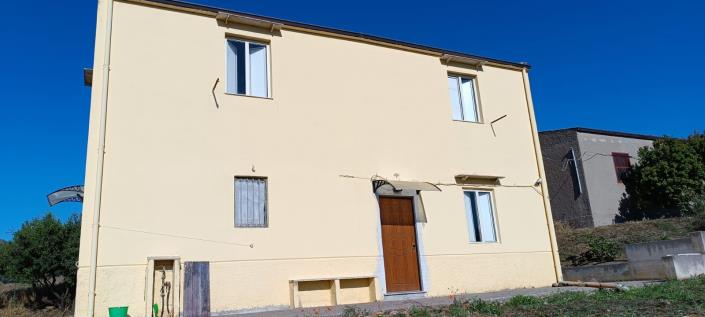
[
  {"xmin": 183, "ymin": 262, "xmax": 210, "ymax": 317},
  {"xmin": 379, "ymin": 196, "xmax": 421, "ymax": 293}
]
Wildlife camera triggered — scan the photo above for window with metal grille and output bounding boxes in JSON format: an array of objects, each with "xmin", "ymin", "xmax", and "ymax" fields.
[
  {"xmin": 612, "ymin": 152, "xmax": 631, "ymax": 183},
  {"xmin": 234, "ymin": 177, "xmax": 268, "ymax": 227}
]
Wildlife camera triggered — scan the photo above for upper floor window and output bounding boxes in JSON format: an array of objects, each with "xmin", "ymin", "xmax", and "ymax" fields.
[
  {"xmin": 227, "ymin": 39, "xmax": 269, "ymax": 98},
  {"xmin": 235, "ymin": 177, "xmax": 268, "ymax": 227},
  {"xmin": 612, "ymin": 152, "xmax": 631, "ymax": 183},
  {"xmin": 447, "ymin": 75, "xmax": 479, "ymax": 122},
  {"xmin": 463, "ymin": 190, "xmax": 497, "ymax": 242}
]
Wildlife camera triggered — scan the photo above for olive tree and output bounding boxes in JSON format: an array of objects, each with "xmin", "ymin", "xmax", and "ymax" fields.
[
  {"xmin": 618, "ymin": 135, "xmax": 705, "ymax": 221},
  {"xmin": 0, "ymin": 213, "xmax": 80, "ymax": 294}
]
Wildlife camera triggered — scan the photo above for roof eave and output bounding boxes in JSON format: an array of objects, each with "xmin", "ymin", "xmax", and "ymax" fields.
[
  {"xmin": 121, "ymin": 0, "xmax": 530, "ymax": 70},
  {"xmin": 540, "ymin": 127, "xmax": 660, "ymax": 141}
]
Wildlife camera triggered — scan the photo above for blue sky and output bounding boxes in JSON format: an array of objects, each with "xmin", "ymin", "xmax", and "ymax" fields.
[{"xmin": 0, "ymin": 0, "xmax": 703, "ymax": 240}]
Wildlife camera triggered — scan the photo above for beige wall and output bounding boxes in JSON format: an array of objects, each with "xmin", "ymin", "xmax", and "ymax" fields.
[
  {"xmin": 577, "ymin": 132, "xmax": 653, "ymax": 226},
  {"xmin": 75, "ymin": 1, "xmax": 559, "ymax": 316}
]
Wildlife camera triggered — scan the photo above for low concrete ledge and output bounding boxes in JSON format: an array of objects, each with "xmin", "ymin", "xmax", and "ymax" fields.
[
  {"xmin": 565, "ymin": 231, "xmax": 705, "ymax": 282},
  {"xmin": 563, "ymin": 262, "xmax": 631, "ymax": 282},
  {"xmin": 663, "ymin": 254, "xmax": 705, "ymax": 280},
  {"xmin": 625, "ymin": 238, "xmax": 694, "ymax": 262},
  {"xmin": 628, "ymin": 260, "xmax": 669, "ymax": 280},
  {"xmin": 691, "ymin": 231, "xmax": 705, "ymax": 253}
]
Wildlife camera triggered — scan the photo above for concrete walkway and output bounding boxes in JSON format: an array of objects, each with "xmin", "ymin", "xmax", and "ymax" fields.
[{"xmin": 221, "ymin": 280, "xmax": 660, "ymax": 317}]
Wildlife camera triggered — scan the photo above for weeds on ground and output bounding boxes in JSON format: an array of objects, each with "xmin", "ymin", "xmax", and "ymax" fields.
[
  {"xmin": 407, "ymin": 306, "xmax": 432, "ymax": 317},
  {"xmin": 0, "ymin": 299, "xmax": 69, "ymax": 317},
  {"xmin": 556, "ymin": 217, "xmax": 698, "ymax": 266},
  {"xmin": 342, "ymin": 306, "xmax": 370, "ymax": 317},
  {"xmin": 373, "ymin": 276, "xmax": 705, "ymax": 317}
]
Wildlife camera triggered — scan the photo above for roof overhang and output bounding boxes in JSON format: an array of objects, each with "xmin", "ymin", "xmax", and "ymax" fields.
[
  {"xmin": 441, "ymin": 54, "xmax": 487, "ymax": 67},
  {"xmin": 215, "ymin": 12, "xmax": 283, "ymax": 32},
  {"xmin": 455, "ymin": 174, "xmax": 504, "ymax": 185},
  {"xmin": 119, "ymin": 0, "xmax": 530, "ymax": 70}
]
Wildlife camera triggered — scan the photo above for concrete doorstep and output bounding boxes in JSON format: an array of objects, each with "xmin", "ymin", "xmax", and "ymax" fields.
[{"xmin": 221, "ymin": 280, "xmax": 658, "ymax": 317}]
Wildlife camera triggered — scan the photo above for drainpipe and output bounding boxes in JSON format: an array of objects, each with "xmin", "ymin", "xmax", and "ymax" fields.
[
  {"xmin": 87, "ymin": 0, "xmax": 115, "ymax": 315},
  {"xmin": 521, "ymin": 68, "xmax": 563, "ymax": 282}
]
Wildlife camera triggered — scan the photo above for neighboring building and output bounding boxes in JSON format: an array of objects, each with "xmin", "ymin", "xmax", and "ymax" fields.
[
  {"xmin": 539, "ymin": 128, "xmax": 657, "ymax": 228},
  {"xmin": 75, "ymin": 0, "xmax": 562, "ymax": 315}
]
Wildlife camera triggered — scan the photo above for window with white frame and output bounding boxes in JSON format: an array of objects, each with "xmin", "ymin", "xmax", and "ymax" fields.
[
  {"xmin": 234, "ymin": 177, "xmax": 268, "ymax": 227},
  {"xmin": 447, "ymin": 75, "xmax": 479, "ymax": 122},
  {"xmin": 463, "ymin": 190, "xmax": 497, "ymax": 242},
  {"xmin": 226, "ymin": 39, "xmax": 269, "ymax": 97}
]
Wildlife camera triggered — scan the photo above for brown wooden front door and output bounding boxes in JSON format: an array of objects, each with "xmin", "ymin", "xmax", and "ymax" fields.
[{"xmin": 379, "ymin": 196, "xmax": 421, "ymax": 293}]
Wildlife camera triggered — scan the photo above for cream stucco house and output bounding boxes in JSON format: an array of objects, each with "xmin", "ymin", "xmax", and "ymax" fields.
[{"xmin": 75, "ymin": 0, "xmax": 562, "ymax": 315}]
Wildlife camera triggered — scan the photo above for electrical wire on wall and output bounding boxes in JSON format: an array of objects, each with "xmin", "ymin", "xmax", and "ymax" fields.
[
  {"xmin": 542, "ymin": 150, "xmax": 633, "ymax": 201},
  {"xmin": 339, "ymin": 174, "xmax": 544, "ymax": 196},
  {"xmin": 543, "ymin": 151, "xmax": 634, "ymax": 171},
  {"xmin": 99, "ymin": 224, "xmax": 254, "ymax": 248},
  {"xmin": 434, "ymin": 181, "xmax": 544, "ymax": 196}
]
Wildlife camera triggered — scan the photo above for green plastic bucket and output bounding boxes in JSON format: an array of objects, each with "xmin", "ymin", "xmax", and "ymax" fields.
[{"xmin": 108, "ymin": 306, "xmax": 128, "ymax": 317}]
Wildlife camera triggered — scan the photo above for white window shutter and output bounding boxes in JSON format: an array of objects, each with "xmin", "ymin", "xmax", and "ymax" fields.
[
  {"xmin": 464, "ymin": 191, "xmax": 479, "ymax": 242},
  {"xmin": 249, "ymin": 43, "xmax": 268, "ymax": 97},
  {"xmin": 476, "ymin": 192, "xmax": 496, "ymax": 242},
  {"xmin": 460, "ymin": 78, "xmax": 478, "ymax": 122},
  {"xmin": 447, "ymin": 76, "xmax": 463, "ymax": 121},
  {"xmin": 226, "ymin": 40, "xmax": 246, "ymax": 94}
]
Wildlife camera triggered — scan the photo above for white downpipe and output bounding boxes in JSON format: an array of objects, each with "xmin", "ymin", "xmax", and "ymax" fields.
[
  {"xmin": 87, "ymin": 0, "xmax": 115, "ymax": 315},
  {"xmin": 521, "ymin": 68, "xmax": 563, "ymax": 282}
]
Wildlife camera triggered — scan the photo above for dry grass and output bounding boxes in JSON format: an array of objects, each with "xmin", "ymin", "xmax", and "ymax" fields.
[
  {"xmin": 555, "ymin": 217, "xmax": 699, "ymax": 266},
  {"xmin": 0, "ymin": 283, "xmax": 71, "ymax": 317},
  {"xmin": 0, "ymin": 302, "xmax": 71, "ymax": 317}
]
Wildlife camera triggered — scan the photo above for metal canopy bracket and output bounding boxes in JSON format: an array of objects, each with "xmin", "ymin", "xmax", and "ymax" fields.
[
  {"xmin": 441, "ymin": 54, "xmax": 487, "ymax": 69},
  {"xmin": 372, "ymin": 179, "xmax": 441, "ymax": 193},
  {"xmin": 216, "ymin": 12, "xmax": 283, "ymax": 32},
  {"xmin": 454, "ymin": 174, "xmax": 504, "ymax": 185}
]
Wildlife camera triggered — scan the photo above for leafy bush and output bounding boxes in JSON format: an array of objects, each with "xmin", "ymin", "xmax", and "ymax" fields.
[
  {"xmin": 568, "ymin": 235, "xmax": 619, "ymax": 266},
  {"xmin": 465, "ymin": 298, "xmax": 502, "ymax": 315},
  {"xmin": 407, "ymin": 306, "xmax": 432, "ymax": 317},
  {"xmin": 618, "ymin": 135, "xmax": 705, "ymax": 221},
  {"xmin": 0, "ymin": 213, "xmax": 80, "ymax": 308},
  {"xmin": 505, "ymin": 295, "xmax": 543, "ymax": 309}
]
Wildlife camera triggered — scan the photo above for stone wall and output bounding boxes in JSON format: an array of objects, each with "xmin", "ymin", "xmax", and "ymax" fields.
[{"xmin": 539, "ymin": 130, "xmax": 594, "ymax": 228}]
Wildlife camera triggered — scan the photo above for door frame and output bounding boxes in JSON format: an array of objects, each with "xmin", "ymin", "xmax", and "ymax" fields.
[{"xmin": 376, "ymin": 192, "xmax": 424, "ymax": 294}]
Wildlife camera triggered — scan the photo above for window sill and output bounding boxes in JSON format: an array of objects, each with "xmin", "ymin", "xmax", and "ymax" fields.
[
  {"xmin": 452, "ymin": 119, "xmax": 483, "ymax": 124},
  {"xmin": 224, "ymin": 92, "xmax": 274, "ymax": 100}
]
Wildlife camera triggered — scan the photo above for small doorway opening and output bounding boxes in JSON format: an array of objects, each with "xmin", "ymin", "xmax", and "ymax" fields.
[{"xmin": 146, "ymin": 258, "xmax": 180, "ymax": 317}]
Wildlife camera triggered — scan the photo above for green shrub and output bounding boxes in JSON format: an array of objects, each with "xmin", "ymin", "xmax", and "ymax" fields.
[
  {"xmin": 0, "ymin": 213, "xmax": 80, "ymax": 309},
  {"xmin": 506, "ymin": 295, "xmax": 543, "ymax": 308},
  {"xmin": 447, "ymin": 299, "xmax": 468, "ymax": 316},
  {"xmin": 407, "ymin": 306, "xmax": 431, "ymax": 317},
  {"xmin": 568, "ymin": 235, "xmax": 619, "ymax": 266},
  {"xmin": 465, "ymin": 298, "xmax": 502, "ymax": 315},
  {"xmin": 618, "ymin": 135, "xmax": 705, "ymax": 221}
]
